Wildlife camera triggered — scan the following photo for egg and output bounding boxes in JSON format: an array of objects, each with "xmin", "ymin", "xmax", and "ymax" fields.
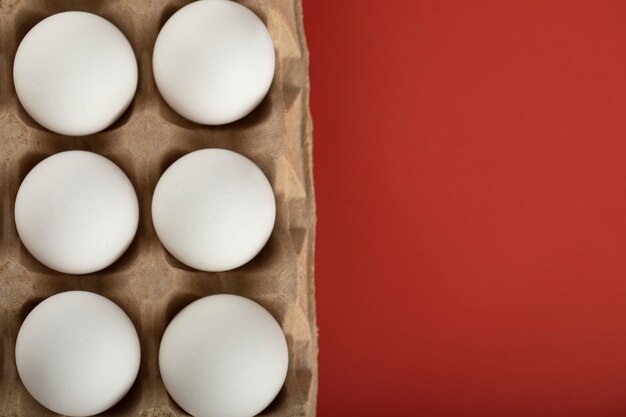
[
  {"xmin": 153, "ymin": 0, "xmax": 275, "ymax": 125},
  {"xmin": 16, "ymin": 291, "xmax": 141, "ymax": 417},
  {"xmin": 15, "ymin": 151, "xmax": 139, "ymax": 274},
  {"xmin": 13, "ymin": 11, "xmax": 137, "ymax": 136},
  {"xmin": 152, "ymin": 148, "xmax": 275, "ymax": 272},
  {"xmin": 159, "ymin": 294, "xmax": 288, "ymax": 417}
]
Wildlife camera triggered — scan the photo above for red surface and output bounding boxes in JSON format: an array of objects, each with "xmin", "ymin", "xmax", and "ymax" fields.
[{"xmin": 305, "ymin": 1, "xmax": 626, "ymax": 416}]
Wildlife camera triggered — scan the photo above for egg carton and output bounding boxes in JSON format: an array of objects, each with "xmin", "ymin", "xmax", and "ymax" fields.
[{"xmin": 0, "ymin": 0, "xmax": 317, "ymax": 416}]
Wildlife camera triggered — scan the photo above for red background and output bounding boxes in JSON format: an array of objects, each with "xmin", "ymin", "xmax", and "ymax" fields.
[{"xmin": 305, "ymin": 1, "xmax": 626, "ymax": 416}]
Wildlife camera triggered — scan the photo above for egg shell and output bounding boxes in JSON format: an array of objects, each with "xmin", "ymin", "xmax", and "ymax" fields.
[
  {"xmin": 15, "ymin": 151, "xmax": 139, "ymax": 274},
  {"xmin": 13, "ymin": 11, "xmax": 137, "ymax": 136},
  {"xmin": 16, "ymin": 291, "xmax": 141, "ymax": 417},
  {"xmin": 153, "ymin": 0, "xmax": 275, "ymax": 125},
  {"xmin": 151, "ymin": 148, "xmax": 276, "ymax": 272},
  {"xmin": 159, "ymin": 294, "xmax": 288, "ymax": 417}
]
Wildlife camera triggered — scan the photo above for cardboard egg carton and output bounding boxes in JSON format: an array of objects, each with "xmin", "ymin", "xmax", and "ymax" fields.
[{"xmin": 0, "ymin": 0, "xmax": 317, "ymax": 415}]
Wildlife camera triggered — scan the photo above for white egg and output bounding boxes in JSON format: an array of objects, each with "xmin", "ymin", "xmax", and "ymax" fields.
[
  {"xmin": 153, "ymin": 0, "xmax": 275, "ymax": 125},
  {"xmin": 152, "ymin": 148, "xmax": 275, "ymax": 272},
  {"xmin": 15, "ymin": 151, "xmax": 139, "ymax": 274},
  {"xmin": 159, "ymin": 294, "xmax": 288, "ymax": 417},
  {"xmin": 13, "ymin": 11, "xmax": 137, "ymax": 136},
  {"xmin": 16, "ymin": 291, "xmax": 141, "ymax": 417}
]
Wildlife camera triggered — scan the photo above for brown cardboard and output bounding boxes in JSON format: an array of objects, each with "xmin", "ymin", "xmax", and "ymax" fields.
[{"xmin": 0, "ymin": 0, "xmax": 317, "ymax": 415}]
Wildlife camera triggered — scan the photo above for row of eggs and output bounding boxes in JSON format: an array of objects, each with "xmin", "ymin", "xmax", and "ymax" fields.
[
  {"xmin": 16, "ymin": 148, "xmax": 275, "ymax": 274},
  {"xmin": 17, "ymin": 291, "xmax": 287, "ymax": 417},
  {"xmin": 12, "ymin": 2, "xmax": 287, "ymax": 417},
  {"xmin": 15, "ymin": 0, "xmax": 275, "ymax": 135}
]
